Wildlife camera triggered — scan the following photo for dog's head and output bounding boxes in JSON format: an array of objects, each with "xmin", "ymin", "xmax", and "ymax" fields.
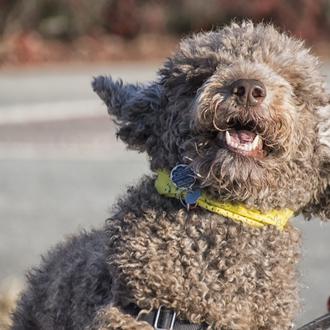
[{"xmin": 93, "ymin": 21, "xmax": 330, "ymax": 218}]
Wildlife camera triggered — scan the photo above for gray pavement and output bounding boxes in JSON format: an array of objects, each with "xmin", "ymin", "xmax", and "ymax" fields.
[
  {"xmin": 0, "ymin": 63, "xmax": 160, "ymax": 106},
  {"xmin": 0, "ymin": 63, "xmax": 329, "ymax": 327}
]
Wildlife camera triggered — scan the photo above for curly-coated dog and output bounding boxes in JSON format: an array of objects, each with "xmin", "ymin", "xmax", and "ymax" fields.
[{"xmin": 12, "ymin": 22, "xmax": 330, "ymax": 330}]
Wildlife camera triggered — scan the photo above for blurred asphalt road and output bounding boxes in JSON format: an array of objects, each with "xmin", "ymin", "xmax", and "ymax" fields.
[{"xmin": 0, "ymin": 62, "xmax": 330, "ymax": 327}]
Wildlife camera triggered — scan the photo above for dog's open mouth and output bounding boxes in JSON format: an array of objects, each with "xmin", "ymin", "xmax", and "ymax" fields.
[
  {"xmin": 218, "ymin": 120, "xmax": 266, "ymax": 158},
  {"xmin": 225, "ymin": 129, "xmax": 264, "ymax": 158}
]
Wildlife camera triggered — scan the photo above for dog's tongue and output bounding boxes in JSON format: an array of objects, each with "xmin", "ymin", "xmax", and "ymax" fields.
[{"xmin": 229, "ymin": 130, "xmax": 256, "ymax": 144}]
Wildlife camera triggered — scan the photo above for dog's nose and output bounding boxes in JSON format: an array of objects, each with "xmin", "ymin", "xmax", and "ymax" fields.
[{"xmin": 231, "ymin": 79, "xmax": 266, "ymax": 106}]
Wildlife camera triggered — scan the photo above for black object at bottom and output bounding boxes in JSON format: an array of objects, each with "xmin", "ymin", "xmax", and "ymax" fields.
[
  {"xmin": 124, "ymin": 304, "xmax": 208, "ymax": 330},
  {"xmin": 296, "ymin": 312, "xmax": 330, "ymax": 330}
]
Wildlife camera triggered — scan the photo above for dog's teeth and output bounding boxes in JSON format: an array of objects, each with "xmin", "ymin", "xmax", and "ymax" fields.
[
  {"xmin": 225, "ymin": 131, "xmax": 231, "ymax": 145},
  {"xmin": 225, "ymin": 131, "xmax": 261, "ymax": 153},
  {"xmin": 252, "ymin": 135, "xmax": 260, "ymax": 150},
  {"xmin": 240, "ymin": 143, "xmax": 252, "ymax": 151}
]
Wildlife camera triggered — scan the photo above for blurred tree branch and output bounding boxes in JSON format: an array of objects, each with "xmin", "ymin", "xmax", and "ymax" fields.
[{"xmin": 1, "ymin": 0, "xmax": 330, "ymax": 66}]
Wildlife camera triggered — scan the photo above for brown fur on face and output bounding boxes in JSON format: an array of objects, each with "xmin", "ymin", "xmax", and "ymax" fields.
[
  {"xmin": 93, "ymin": 21, "xmax": 329, "ymax": 218},
  {"xmin": 161, "ymin": 24, "xmax": 329, "ymax": 214}
]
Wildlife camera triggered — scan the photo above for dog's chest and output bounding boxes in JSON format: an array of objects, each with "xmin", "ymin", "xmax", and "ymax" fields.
[{"xmin": 107, "ymin": 208, "xmax": 300, "ymax": 325}]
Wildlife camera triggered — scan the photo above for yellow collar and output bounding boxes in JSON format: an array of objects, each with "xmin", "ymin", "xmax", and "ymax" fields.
[{"xmin": 155, "ymin": 170, "xmax": 293, "ymax": 231}]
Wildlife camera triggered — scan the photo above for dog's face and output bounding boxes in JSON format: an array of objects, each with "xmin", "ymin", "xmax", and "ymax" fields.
[{"xmin": 94, "ymin": 22, "xmax": 330, "ymax": 217}]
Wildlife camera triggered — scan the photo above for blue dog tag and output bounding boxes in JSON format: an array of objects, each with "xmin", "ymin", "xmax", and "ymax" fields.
[
  {"xmin": 184, "ymin": 189, "xmax": 202, "ymax": 205},
  {"xmin": 170, "ymin": 164, "xmax": 196, "ymax": 189}
]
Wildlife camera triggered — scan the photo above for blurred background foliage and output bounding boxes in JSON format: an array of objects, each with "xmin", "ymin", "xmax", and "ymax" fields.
[{"xmin": 0, "ymin": 0, "xmax": 330, "ymax": 64}]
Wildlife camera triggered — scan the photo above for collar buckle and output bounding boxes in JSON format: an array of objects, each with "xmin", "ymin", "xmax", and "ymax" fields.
[{"xmin": 154, "ymin": 305, "xmax": 177, "ymax": 330}]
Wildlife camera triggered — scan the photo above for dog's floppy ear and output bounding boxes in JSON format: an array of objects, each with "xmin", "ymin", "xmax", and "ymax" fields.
[
  {"xmin": 303, "ymin": 101, "xmax": 330, "ymax": 220},
  {"xmin": 159, "ymin": 55, "xmax": 218, "ymax": 96},
  {"xmin": 92, "ymin": 76, "xmax": 165, "ymax": 153}
]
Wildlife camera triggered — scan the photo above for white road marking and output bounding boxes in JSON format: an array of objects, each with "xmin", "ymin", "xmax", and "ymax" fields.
[{"xmin": 0, "ymin": 99, "xmax": 102, "ymax": 124}]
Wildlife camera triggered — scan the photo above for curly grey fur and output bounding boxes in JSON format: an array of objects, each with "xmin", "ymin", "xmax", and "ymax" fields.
[
  {"xmin": 12, "ymin": 230, "xmax": 112, "ymax": 329},
  {"xmin": 12, "ymin": 21, "xmax": 329, "ymax": 330}
]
